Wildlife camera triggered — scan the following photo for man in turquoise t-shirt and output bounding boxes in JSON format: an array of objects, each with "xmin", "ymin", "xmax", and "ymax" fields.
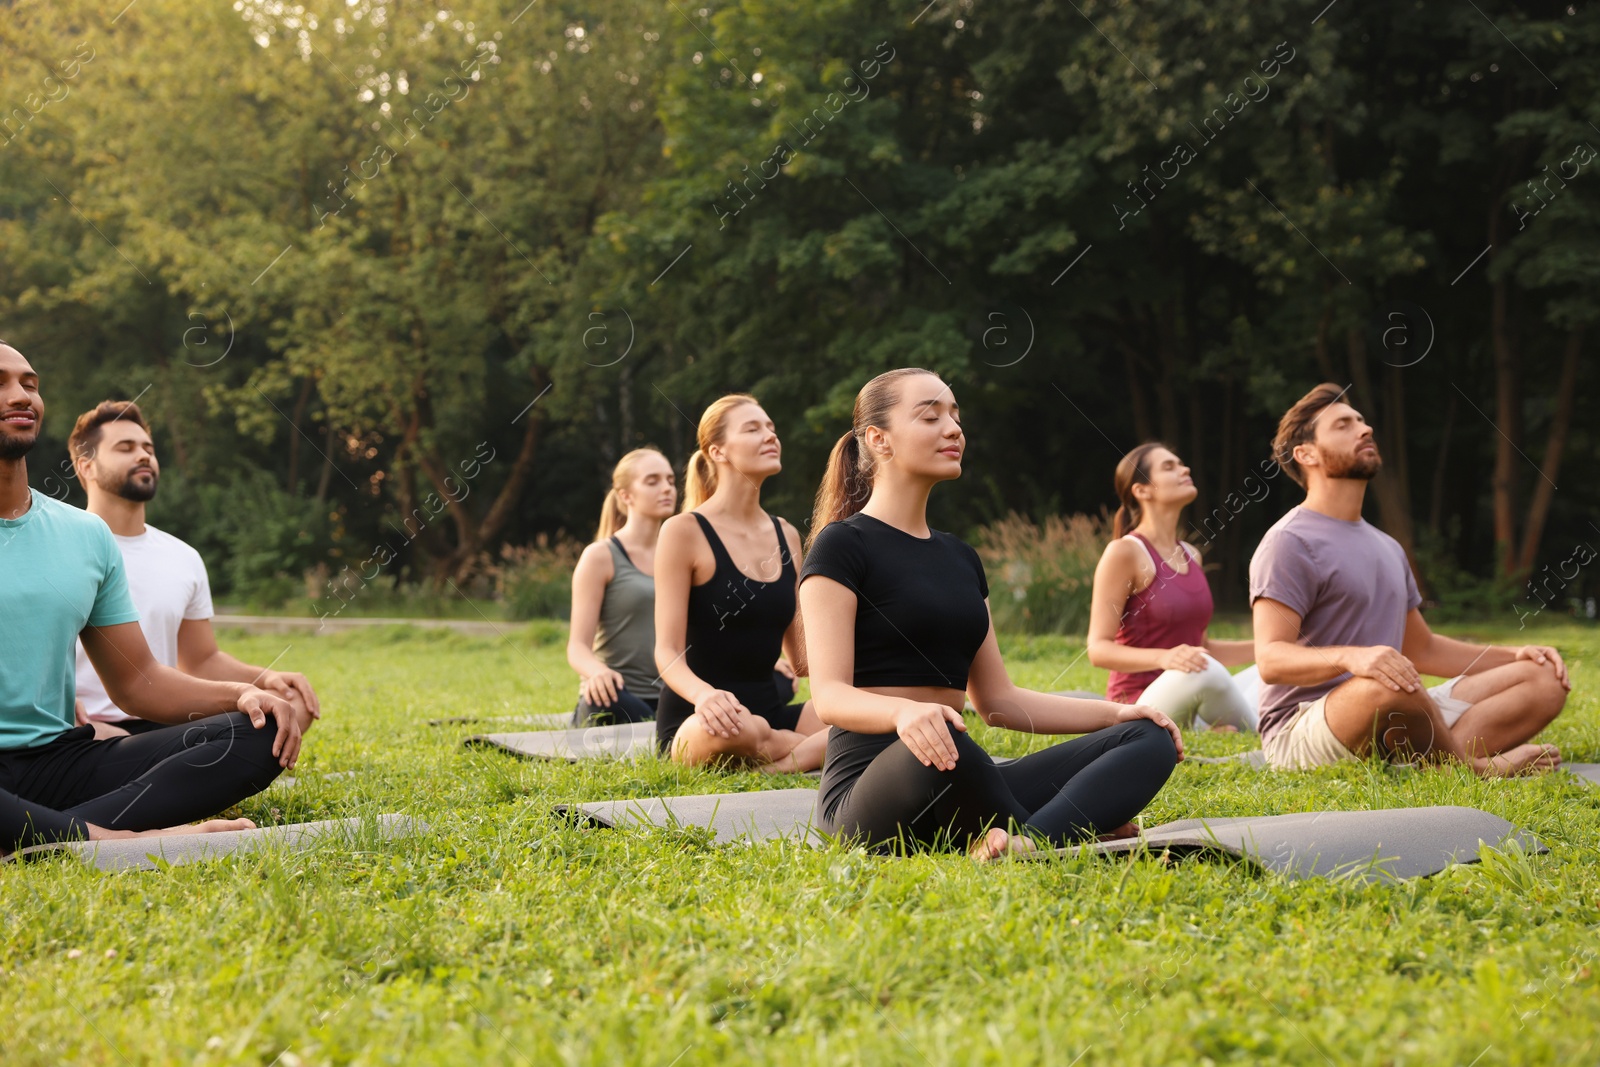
[{"xmin": 0, "ymin": 341, "xmax": 302, "ymax": 853}]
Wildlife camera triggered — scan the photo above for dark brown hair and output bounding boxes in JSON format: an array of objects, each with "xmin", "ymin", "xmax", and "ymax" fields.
[
  {"xmin": 1271, "ymin": 382, "xmax": 1347, "ymax": 488},
  {"xmin": 808, "ymin": 367, "xmax": 941, "ymax": 547},
  {"xmin": 1111, "ymin": 441, "xmax": 1172, "ymax": 538},
  {"xmin": 68, "ymin": 400, "xmax": 150, "ymax": 463}
]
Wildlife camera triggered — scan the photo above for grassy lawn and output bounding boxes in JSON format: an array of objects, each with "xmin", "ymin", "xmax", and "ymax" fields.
[{"xmin": 7, "ymin": 621, "xmax": 1600, "ymax": 1066}]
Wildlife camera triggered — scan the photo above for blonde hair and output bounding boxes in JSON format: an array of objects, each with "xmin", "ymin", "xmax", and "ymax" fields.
[
  {"xmin": 596, "ymin": 448, "xmax": 670, "ymax": 540},
  {"xmin": 808, "ymin": 368, "xmax": 938, "ymax": 547},
  {"xmin": 682, "ymin": 393, "xmax": 760, "ymax": 511}
]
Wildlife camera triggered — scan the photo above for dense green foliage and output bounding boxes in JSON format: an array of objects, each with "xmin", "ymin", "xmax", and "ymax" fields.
[
  {"xmin": 6, "ymin": 622, "xmax": 1599, "ymax": 1065},
  {"xmin": 2, "ymin": 1, "xmax": 1597, "ymax": 622}
]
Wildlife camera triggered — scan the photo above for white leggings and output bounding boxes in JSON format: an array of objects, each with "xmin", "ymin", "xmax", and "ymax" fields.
[{"xmin": 1136, "ymin": 657, "xmax": 1259, "ymax": 732}]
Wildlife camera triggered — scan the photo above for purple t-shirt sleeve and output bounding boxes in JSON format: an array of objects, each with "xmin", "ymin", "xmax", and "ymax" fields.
[
  {"xmin": 1249, "ymin": 528, "xmax": 1318, "ymax": 617},
  {"xmin": 1403, "ymin": 561, "xmax": 1422, "ymax": 613}
]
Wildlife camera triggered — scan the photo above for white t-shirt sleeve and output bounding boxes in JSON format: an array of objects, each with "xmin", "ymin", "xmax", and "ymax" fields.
[{"xmin": 185, "ymin": 545, "xmax": 215, "ymax": 620}]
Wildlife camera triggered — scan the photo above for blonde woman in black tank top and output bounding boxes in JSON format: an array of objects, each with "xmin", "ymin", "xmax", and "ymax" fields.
[
  {"xmin": 568, "ymin": 449, "xmax": 678, "ymax": 725},
  {"xmin": 654, "ymin": 394, "xmax": 828, "ymax": 772}
]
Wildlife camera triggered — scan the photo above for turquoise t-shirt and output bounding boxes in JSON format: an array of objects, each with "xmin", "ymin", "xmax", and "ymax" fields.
[{"xmin": 0, "ymin": 490, "xmax": 140, "ymax": 749}]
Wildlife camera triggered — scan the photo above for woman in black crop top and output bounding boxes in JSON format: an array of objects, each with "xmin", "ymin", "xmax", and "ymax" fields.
[
  {"xmin": 798, "ymin": 368, "xmax": 1183, "ymax": 859},
  {"xmin": 654, "ymin": 393, "xmax": 829, "ymax": 772}
]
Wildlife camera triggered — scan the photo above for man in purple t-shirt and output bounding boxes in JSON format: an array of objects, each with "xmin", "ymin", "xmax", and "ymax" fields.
[{"xmin": 1249, "ymin": 384, "xmax": 1568, "ymax": 776}]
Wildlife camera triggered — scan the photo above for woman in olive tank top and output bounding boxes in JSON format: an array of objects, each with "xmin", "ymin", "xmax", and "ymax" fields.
[{"xmin": 567, "ymin": 449, "xmax": 678, "ymax": 725}]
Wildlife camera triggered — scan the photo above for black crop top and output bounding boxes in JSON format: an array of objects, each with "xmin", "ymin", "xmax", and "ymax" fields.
[
  {"xmin": 799, "ymin": 511, "xmax": 991, "ymax": 689},
  {"xmin": 801, "ymin": 511, "xmax": 993, "ymax": 823}
]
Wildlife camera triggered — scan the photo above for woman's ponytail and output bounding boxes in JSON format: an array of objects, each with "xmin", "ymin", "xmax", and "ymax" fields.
[
  {"xmin": 1111, "ymin": 502, "xmax": 1137, "ymax": 540},
  {"xmin": 806, "ymin": 367, "xmax": 937, "ymax": 548},
  {"xmin": 594, "ymin": 448, "xmax": 669, "ymax": 540},
  {"xmin": 1111, "ymin": 441, "xmax": 1168, "ymax": 539},
  {"xmin": 808, "ymin": 430, "xmax": 869, "ymax": 546},
  {"xmin": 681, "ymin": 393, "xmax": 758, "ymax": 511},
  {"xmin": 682, "ymin": 448, "xmax": 718, "ymax": 511},
  {"xmin": 595, "ymin": 488, "xmax": 627, "ymax": 540}
]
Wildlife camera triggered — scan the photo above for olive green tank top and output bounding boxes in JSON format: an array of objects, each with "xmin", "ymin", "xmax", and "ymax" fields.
[{"xmin": 592, "ymin": 537, "xmax": 659, "ymax": 700}]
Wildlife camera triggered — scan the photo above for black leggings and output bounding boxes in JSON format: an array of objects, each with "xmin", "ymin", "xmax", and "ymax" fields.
[
  {"xmin": 103, "ymin": 718, "xmax": 172, "ymax": 736},
  {"xmin": 0, "ymin": 713, "xmax": 284, "ymax": 852},
  {"xmin": 571, "ymin": 690, "xmax": 657, "ymax": 727},
  {"xmin": 821, "ymin": 719, "xmax": 1177, "ymax": 851}
]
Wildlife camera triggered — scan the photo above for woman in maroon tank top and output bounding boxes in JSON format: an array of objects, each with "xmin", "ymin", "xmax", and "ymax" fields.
[{"xmin": 1087, "ymin": 443, "xmax": 1259, "ymax": 732}]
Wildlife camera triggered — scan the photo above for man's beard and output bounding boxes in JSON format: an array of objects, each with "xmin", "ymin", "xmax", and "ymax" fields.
[
  {"xmin": 1323, "ymin": 445, "xmax": 1382, "ymax": 481},
  {"xmin": 0, "ymin": 430, "xmax": 37, "ymax": 460},
  {"xmin": 113, "ymin": 468, "xmax": 159, "ymax": 502}
]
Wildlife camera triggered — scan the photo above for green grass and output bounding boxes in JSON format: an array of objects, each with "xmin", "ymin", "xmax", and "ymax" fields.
[
  {"xmin": 6, "ymin": 621, "xmax": 1600, "ymax": 1065},
  {"xmin": 216, "ymin": 596, "xmax": 513, "ymax": 621}
]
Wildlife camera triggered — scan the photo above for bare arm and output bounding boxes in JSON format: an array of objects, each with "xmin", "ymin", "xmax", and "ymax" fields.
[
  {"xmin": 1402, "ymin": 609, "xmax": 1569, "ymax": 687},
  {"xmin": 81, "ymin": 621, "xmax": 302, "ymax": 765},
  {"xmin": 176, "ymin": 618, "xmax": 320, "ymax": 722},
  {"xmin": 566, "ymin": 541, "xmax": 616, "ymax": 680},
  {"xmin": 1087, "ymin": 539, "xmax": 1209, "ymax": 674},
  {"xmin": 968, "ymin": 607, "xmax": 1182, "ymax": 756},
  {"xmin": 799, "ymin": 574, "xmax": 918, "ymax": 733},
  {"xmin": 779, "ymin": 519, "xmax": 808, "ymax": 677},
  {"xmin": 1202, "ymin": 637, "xmax": 1256, "ymax": 668},
  {"xmin": 1086, "ymin": 539, "xmax": 1168, "ymax": 672},
  {"xmin": 652, "ymin": 514, "xmax": 756, "ymax": 739},
  {"xmin": 1253, "ymin": 597, "xmax": 1421, "ymax": 693}
]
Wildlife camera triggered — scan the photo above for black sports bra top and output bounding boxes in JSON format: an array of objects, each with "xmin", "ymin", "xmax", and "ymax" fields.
[
  {"xmin": 655, "ymin": 512, "xmax": 797, "ymax": 746},
  {"xmin": 683, "ymin": 512, "xmax": 795, "ymax": 682}
]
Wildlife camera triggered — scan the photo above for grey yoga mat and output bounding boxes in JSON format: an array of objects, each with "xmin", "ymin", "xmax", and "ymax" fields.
[
  {"xmin": 1187, "ymin": 750, "xmax": 1268, "ymax": 768},
  {"xmin": 429, "ymin": 712, "xmax": 572, "ymax": 729},
  {"xmin": 1564, "ymin": 763, "xmax": 1600, "ymax": 787},
  {"xmin": 561, "ymin": 788, "xmax": 823, "ymax": 845},
  {"xmin": 1051, "ymin": 805, "xmax": 1543, "ymax": 883},
  {"xmin": 564, "ymin": 788, "xmax": 1536, "ymax": 882},
  {"xmin": 466, "ymin": 721, "xmax": 658, "ymax": 761},
  {"xmin": 273, "ymin": 770, "xmax": 361, "ymax": 789},
  {"xmin": 10, "ymin": 814, "xmax": 420, "ymax": 872}
]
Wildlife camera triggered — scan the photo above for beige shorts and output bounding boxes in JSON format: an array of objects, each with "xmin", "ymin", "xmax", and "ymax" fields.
[{"xmin": 1263, "ymin": 676, "xmax": 1470, "ymax": 770}]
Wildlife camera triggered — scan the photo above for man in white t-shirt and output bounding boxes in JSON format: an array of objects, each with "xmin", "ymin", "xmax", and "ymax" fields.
[{"xmin": 68, "ymin": 401, "xmax": 321, "ymax": 737}]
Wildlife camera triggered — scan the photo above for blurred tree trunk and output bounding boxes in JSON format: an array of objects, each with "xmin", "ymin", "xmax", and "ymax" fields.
[
  {"xmin": 1490, "ymin": 272, "xmax": 1521, "ymax": 577},
  {"xmin": 1428, "ymin": 392, "xmax": 1457, "ymax": 536},
  {"xmin": 1348, "ymin": 327, "xmax": 1415, "ymax": 566},
  {"xmin": 1516, "ymin": 327, "xmax": 1584, "ymax": 575}
]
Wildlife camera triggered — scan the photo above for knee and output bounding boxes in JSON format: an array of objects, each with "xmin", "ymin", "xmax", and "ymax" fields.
[
  {"xmin": 1517, "ymin": 661, "xmax": 1569, "ymax": 704},
  {"xmin": 1122, "ymin": 717, "xmax": 1179, "ymax": 768},
  {"xmin": 1339, "ymin": 677, "xmax": 1428, "ymax": 717},
  {"xmin": 235, "ymin": 712, "xmax": 284, "ymax": 761},
  {"xmin": 1527, "ymin": 670, "xmax": 1568, "ymax": 723},
  {"xmin": 676, "ymin": 712, "xmax": 766, "ymax": 762},
  {"xmin": 188, "ymin": 711, "xmax": 279, "ymax": 750}
]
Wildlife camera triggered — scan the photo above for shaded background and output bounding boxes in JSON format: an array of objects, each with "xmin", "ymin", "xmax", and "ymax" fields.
[{"xmin": 1, "ymin": 0, "xmax": 1595, "ymax": 622}]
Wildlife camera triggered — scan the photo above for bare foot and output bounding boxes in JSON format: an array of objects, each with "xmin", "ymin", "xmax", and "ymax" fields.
[
  {"xmin": 1097, "ymin": 822, "xmax": 1140, "ymax": 842},
  {"xmin": 756, "ymin": 749, "xmax": 802, "ymax": 775},
  {"xmin": 756, "ymin": 730, "xmax": 826, "ymax": 774},
  {"xmin": 1475, "ymin": 744, "xmax": 1561, "ymax": 778},
  {"xmin": 970, "ymin": 827, "xmax": 1037, "ymax": 864},
  {"xmin": 3, "ymin": 818, "xmax": 259, "ymax": 860},
  {"xmin": 93, "ymin": 818, "xmax": 257, "ymax": 841},
  {"xmin": 1207, "ymin": 724, "xmax": 1239, "ymax": 734}
]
